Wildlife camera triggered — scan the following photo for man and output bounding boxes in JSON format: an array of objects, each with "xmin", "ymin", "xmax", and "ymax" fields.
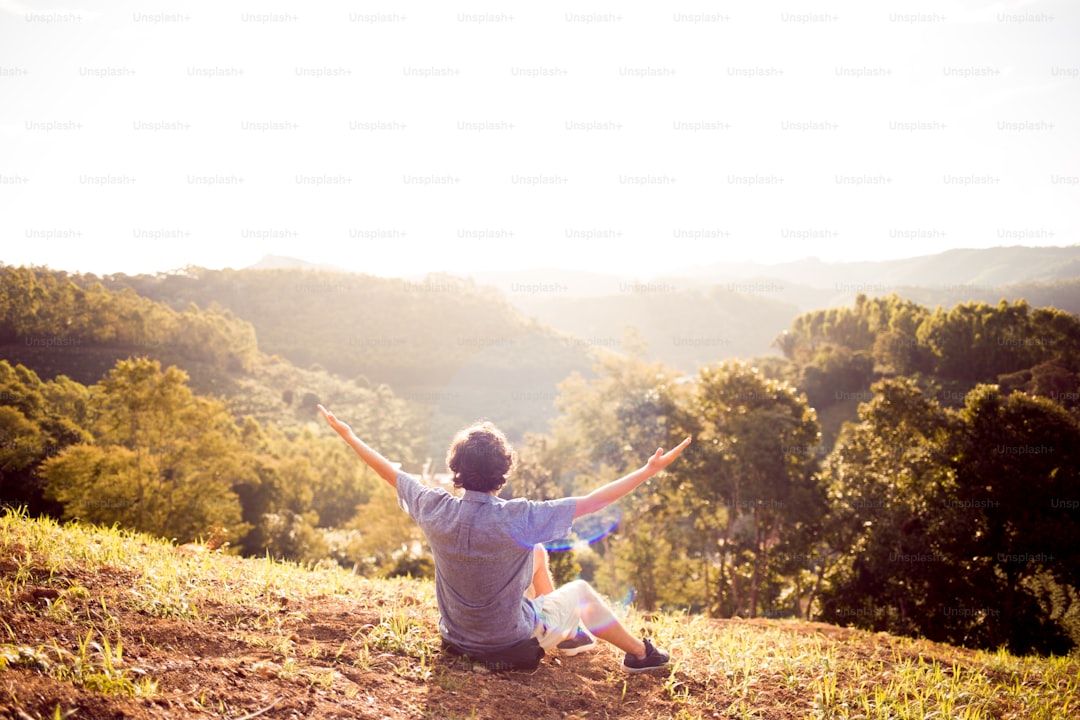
[{"xmin": 318, "ymin": 405, "xmax": 690, "ymax": 673}]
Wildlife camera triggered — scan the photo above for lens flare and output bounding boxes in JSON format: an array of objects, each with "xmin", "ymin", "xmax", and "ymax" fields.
[
  {"xmin": 567, "ymin": 507, "xmax": 623, "ymax": 548},
  {"xmin": 514, "ymin": 507, "xmax": 622, "ymax": 551}
]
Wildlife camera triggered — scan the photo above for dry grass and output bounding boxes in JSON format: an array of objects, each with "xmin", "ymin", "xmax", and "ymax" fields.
[{"xmin": 1, "ymin": 508, "xmax": 1077, "ymax": 719}]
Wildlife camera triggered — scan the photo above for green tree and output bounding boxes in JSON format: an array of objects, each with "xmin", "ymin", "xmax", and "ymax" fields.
[
  {"xmin": 798, "ymin": 344, "xmax": 875, "ymax": 411},
  {"xmin": 237, "ymin": 442, "xmax": 328, "ymax": 562},
  {"xmin": 948, "ymin": 386, "xmax": 1080, "ymax": 654},
  {"xmin": 693, "ymin": 361, "xmax": 824, "ymax": 618},
  {"xmin": 817, "ymin": 378, "xmax": 957, "ymax": 638},
  {"xmin": 343, "ymin": 489, "xmax": 427, "ymax": 577},
  {"xmin": 549, "ymin": 353, "xmax": 698, "ymax": 611},
  {"xmin": 41, "ymin": 358, "xmax": 253, "ymax": 544},
  {"xmin": 819, "ymin": 379, "xmax": 1080, "ymax": 654},
  {"xmin": 0, "ymin": 361, "xmax": 91, "ymax": 515}
]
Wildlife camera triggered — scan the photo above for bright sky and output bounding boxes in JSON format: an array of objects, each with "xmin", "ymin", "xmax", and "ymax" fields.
[{"xmin": 1, "ymin": 0, "xmax": 1078, "ymax": 278}]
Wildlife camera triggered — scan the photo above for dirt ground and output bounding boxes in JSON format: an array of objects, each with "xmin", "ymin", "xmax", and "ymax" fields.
[{"xmin": 0, "ymin": 565, "xmax": 689, "ymax": 720}]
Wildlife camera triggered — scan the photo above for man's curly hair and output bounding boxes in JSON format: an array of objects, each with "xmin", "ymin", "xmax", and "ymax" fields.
[{"xmin": 446, "ymin": 421, "xmax": 516, "ymax": 493}]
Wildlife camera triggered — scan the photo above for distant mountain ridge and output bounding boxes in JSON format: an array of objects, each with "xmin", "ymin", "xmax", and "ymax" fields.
[
  {"xmin": 456, "ymin": 245, "xmax": 1080, "ymax": 299},
  {"xmin": 247, "ymin": 245, "xmax": 1080, "ymax": 299},
  {"xmin": 684, "ymin": 245, "xmax": 1080, "ymax": 289},
  {"xmin": 247, "ymin": 254, "xmax": 350, "ymax": 273},
  {"xmin": 438, "ymin": 246, "xmax": 1080, "ymax": 371},
  {"xmin": 240, "ymin": 247, "xmax": 1080, "ymax": 375}
]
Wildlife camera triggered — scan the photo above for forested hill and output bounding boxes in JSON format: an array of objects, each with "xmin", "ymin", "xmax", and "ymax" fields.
[
  {"xmin": 98, "ymin": 266, "xmax": 595, "ymax": 441},
  {"xmin": 0, "ymin": 265, "xmax": 397, "ymax": 426},
  {"xmin": 509, "ymin": 284, "xmax": 800, "ymax": 372}
]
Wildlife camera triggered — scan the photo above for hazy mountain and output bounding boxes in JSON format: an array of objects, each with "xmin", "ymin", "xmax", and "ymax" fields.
[
  {"xmin": 464, "ymin": 268, "xmax": 655, "ymax": 298},
  {"xmin": 675, "ymin": 245, "xmax": 1080, "ymax": 294},
  {"xmin": 461, "ymin": 244, "xmax": 1080, "ymax": 300},
  {"xmin": 447, "ymin": 246, "xmax": 1080, "ymax": 370},
  {"xmin": 247, "ymin": 254, "xmax": 350, "ymax": 273},
  {"xmin": 101, "ymin": 267, "xmax": 598, "ymax": 446}
]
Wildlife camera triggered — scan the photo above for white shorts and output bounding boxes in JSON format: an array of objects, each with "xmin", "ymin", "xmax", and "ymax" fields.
[{"xmin": 531, "ymin": 580, "xmax": 589, "ymax": 650}]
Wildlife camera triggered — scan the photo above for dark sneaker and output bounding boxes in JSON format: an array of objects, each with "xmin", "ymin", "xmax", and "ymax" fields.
[
  {"xmin": 557, "ymin": 629, "xmax": 597, "ymax": 656},
  {"xmin": 622, "ymin": 638, "xmax": 669, "ymax": 673}
]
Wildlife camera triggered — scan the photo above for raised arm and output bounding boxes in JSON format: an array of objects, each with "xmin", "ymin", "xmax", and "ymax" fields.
[
  {"xmin": 318, "ymin": 405, "xmax": 401, "ymax": 488},
  {"xmin": 571, "ymin": 437, "xmax": 691, "ymax": 519}
]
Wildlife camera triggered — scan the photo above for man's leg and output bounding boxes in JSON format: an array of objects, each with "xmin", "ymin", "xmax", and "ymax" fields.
[
  {"xmin": 531, "ymin": 543, "xmax": 555, "ymax": 597},
  {"xmin": 531, "ymin": 545, "xmax": 594, "ymax": 654},
  {"xmin": 531, "ymin": 545, "xmax": 653, "ymax": 662},
  {"xmin": 562, "ymin": 579, "xmax": 648, "ymax": 659}
]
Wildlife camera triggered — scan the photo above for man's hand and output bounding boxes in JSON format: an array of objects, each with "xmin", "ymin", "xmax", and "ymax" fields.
[
  {"xmin": 317, "ymin": 404, "xmax": 401, "ymax": 487},
  {"xmin": 573, "ymin": 436, "xmax": 692, "ymax": 519},
  {"xmin": 644, "ymin": 437, "xmax": 692, "ymax": 475},
  {"xmin": 318, "ymin": 404, "xmax": 354, "ymax": 439}
]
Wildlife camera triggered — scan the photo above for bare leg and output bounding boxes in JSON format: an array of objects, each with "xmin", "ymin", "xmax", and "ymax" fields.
[
  {"xmin": 532, "ymin": 546, "xmax": 647, "ymax": 659},
  {"xmin": 570, "ymin": 580, "xmax": 648, "ymax": 659},
  {"xmin": 531, "ymin": 544, "xmax": 555, "ymax": 597}
]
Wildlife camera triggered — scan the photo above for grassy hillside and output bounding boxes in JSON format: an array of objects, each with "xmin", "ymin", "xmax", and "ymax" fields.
[{"xmin": 1, "ymin": 510, "xmax": 1076, "ymax": 720}]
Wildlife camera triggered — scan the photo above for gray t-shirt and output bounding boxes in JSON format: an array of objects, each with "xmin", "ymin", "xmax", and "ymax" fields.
[{"xmin": 395, "ymin": 471, "xmax": 576, "ymax": 654}]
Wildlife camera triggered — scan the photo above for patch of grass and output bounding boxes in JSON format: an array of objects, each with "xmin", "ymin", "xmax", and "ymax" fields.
[
  {"xmin": 0, "ymin": 506, "xmax": 390, "ymax": 621},
  {"xmin": 1, "ymin": 507, "xmax": 1077, "ymax": 720},
  {"xmin": 14, "ymin": 705, "xmax": 79, "ymax": 720},
  {"xmin": 367, "ymin": 608, "xmax": 438, "ymax": 660},
  {"xmin": 363, "ymin": 607, "xmax": 440, "ymax": 681},
  {"xmin": 0, "ymin": 643, "xmax": 52, "ymax": 671},
  {"xmin": 1, "ymin": 631, "xmax": 156, "ymax": 699},
  {"xmin": 622, "ymin": 611, "xmax": 1079, "ymax": 719}
]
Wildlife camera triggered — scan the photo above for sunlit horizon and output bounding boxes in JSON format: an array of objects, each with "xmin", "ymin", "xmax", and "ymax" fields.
[{"xmin": 6, "ymin": 240, "xmax": 1080, "ymax": 283}]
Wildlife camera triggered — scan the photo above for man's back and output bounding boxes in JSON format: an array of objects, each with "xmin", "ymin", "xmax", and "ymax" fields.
[{"xmin": 395, "ymin": 472, "xmax": 575, "ymax": 654}]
